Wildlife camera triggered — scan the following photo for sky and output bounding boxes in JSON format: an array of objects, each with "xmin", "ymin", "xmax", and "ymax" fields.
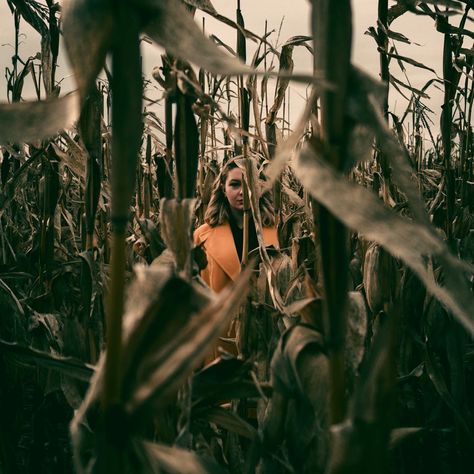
[
  {"xmin": 188, "ymin": 0, "xmax": 446, "ymax": 126},
  {"xmin": 0, "ymin": 0, "xmax": 461, "ymax": 136}
]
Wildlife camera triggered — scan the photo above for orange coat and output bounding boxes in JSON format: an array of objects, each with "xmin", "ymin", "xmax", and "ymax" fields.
[
  {"xmin": 194, "ymin": 221, "xmax": 279, "ymax": 362},
  {"xmin": 193, "ymin": 222, "xmax": 279, "ymax": 293}
]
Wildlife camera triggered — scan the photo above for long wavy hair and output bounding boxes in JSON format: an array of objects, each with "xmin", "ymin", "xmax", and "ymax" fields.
[{"xmin": 204, "ymin": 159, "xmax": 275, "ymax": 228}]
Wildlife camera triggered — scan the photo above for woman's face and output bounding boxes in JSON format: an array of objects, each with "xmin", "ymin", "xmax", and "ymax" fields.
[{"xmin": 223, "ymin": 167, "xmax": 244, "ymax": 211}]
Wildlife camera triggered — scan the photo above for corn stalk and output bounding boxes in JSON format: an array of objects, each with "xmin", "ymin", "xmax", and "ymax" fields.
[
  {"xmin": 311, "ymin": 0, "xmax": 352, "ymax": 425},
  {"xmin": 79, "ymin": 84, "xmax": 102, "ymax": 250},
  {"xmin": 102, "ymin": 0, "xmax": 142, "ymax": 419},
  {"xmin": 237, "ymin": 0, "xmax": 251, "ymax": 266},
  {"xmin": 376, "ymin": 0, "xmax": 392, "ymax": 185}
]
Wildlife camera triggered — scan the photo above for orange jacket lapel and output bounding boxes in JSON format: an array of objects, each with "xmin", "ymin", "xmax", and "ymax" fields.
[{"xmin": 206, "ymin": 223, "xmax": 240, "ymax": 281}]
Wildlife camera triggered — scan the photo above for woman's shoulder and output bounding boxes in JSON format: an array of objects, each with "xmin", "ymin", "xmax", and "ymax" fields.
[
  {"xmin": 194, "ymin": 221, "xmax": 232, "ymax": 243},
  {"xmin": 194, "ymin": 222, "xmax": 213, "ymax": 242}
]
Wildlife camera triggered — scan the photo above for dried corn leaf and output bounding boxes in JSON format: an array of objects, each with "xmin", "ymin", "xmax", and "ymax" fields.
[
  {"xmin": 141, "ymin": 0, "xmax": 324, "ymax": 84},
  {"xmin": 128, "ymin": 265, "xmax": 253, "ymax": 415},
  {"xmin": 182, "ymin": 0, "xmax": 217, "ymax": 14},
  {"xmin": 119, "ymin": 268, "xmax": 210, "ymax": 404},
  {"xmin": 283, "ymin": 35, "xmax": 313, "ymax": 51},
  {"xmin": 179, "ymin": 0, "xmax": 278, "ymax": 55},
  {"xmin": 0, "ymin": 93, "xmax": 79, "ymax": 144},
  {"xmin": 271, "ymin": 324, "xmax": 325, "ymax": 397},
  {"xmin": 266, "ymin": 43, "xmax": 294, "ymax": 125},
  {"xmin": 71, "ymin": 265, "xmax": 251, "ymax": 471},
  {"xmin": 0, "ymin": 278, "xmax": 25, "ymax": 316},
  {"xmin": 9, "ymin": 57, "xmax": 34, "ymax": 102},
  {"xmin": 7, "ymin": 0, "xmax": 48, "ymax": 35},
  {"xmin": 348, "ymin": 67, "xmax": 431, "ymax": 227},
  {"xmin": 424, "ymin": 0, "xmax": 462, "ymax": 9},
  {"xmin": 294, "ymin": 144, "xmax": 474, "ymax": 336},
  {"xmin": 264, "ymin": 323, "xmax": 329, "ymax": 472},
  {"xmin": 62, "ymin": 0, "xmax": 114, "ymax": 100},
  {"xmin": 52, "ymin": 137, "xmax": 86, "ymax": 180},
  {"xmin": 0, "ymin": 339, "xmax": 93, "ymax": 382},
  {"xmin": 141, "ymin": 0, "xmax": 250, "ymax": 75},
  {"xmin": 265, "ymin": 87, "xmax": 317, "ymax": 183},
  {"xmin": 143, "ymin": 441, "xmax": 226, "ymax": 474},
  {"xmin": 378, "ymin": 48, "xmax": 437, "ymax": 73},
  {"xmin": 236, "ymin": 4, "xmax": 246, "ymax": 63},
  {"xmin": 198, "ymin": 407, "xmax": 257, "ymax": 439},
  {"xmin": 159, "ymin": 199, "xmax": 196, "ymax": 272},
  {"xmin": 78, "ymin": 249, "xmax": 101, "ymax": 321},
  {"xmin": 389, "ymin": 74, "xmax": 430, "ymax": 98},
  {"xmin": 386, "ymin": 28, "xmax": 412, "ymax": 44},
  {"xmin": 192, "ymin": 358, "xmax": 271, "ymax": 404},
  {"xmin": 209, "ymin": 34, "xmax": 237, "ymax": 57}
]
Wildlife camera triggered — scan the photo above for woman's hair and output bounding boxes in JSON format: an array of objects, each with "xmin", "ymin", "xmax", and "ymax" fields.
[{"xmin": 204, "ymin": 159, "xmax": 275, "ymax": 228}]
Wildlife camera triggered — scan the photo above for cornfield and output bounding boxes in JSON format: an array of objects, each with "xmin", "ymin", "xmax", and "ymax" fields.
[{"xmin": 0, "ymin": 0, "xmax": 473, "ymax": 473}]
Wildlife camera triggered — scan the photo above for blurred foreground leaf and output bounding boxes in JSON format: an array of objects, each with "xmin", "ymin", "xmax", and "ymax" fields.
[
  {"xmin": 0, "ymin": 93, "xmax": 79, "ymax": 144},
  {"xmin": 71, "ymin": 264, "xmax": 252, "ymax": 473},
  {"xmin": 62, "ymin": 0, "xmax": 114, "ymax": 101},
  {"xmin": 294, "ymin": 144, "xmax": 474, "ymax": 336}
]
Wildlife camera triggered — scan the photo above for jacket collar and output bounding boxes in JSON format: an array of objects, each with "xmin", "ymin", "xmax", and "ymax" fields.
[
  {"xmin": 205, "ymin": 223, "xmax": 240, "ymax": 280},
  {"xmin": 203, "ymin": 223, "xmax": 279, "ymax": 281}
]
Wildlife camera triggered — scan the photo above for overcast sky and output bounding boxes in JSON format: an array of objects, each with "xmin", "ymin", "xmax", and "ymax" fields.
[
  {"xmin": 190, "ymin": 0, "xmax": 446, "ymax": 124},
  {"xmin": 0, "ymin": 0, "xmax": 461, "ymax": 135}
]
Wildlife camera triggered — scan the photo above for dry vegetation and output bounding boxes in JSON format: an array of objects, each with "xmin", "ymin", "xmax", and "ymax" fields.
[{"xmin": 0, "ymin": 0, "xmax": 473, "ymax": 473}]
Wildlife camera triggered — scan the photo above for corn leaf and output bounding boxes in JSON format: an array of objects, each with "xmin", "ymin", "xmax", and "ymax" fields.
[
  {"xmin": 0, "ymin": 93, "xmax": 79, "ymax": 144},
  {"xmin": 143, "ymin": 441, "xmax": 227, "ymax": 474},
  {"xmin": 62, "ymin": 0, "xmax": 114, "ymax": 101},
  {"xmin": 378, "ymin": 48, "xmax": 437, "ymax": 74},
  {"xmin": 141, "ymin": 0, "xmax": 250, "ymax": 75},
  {"xmin": 0, "ymin": 338, "xmax": 94, "ymax": 382},
  {"xmin": 128, "ymin": 265, "xmax": 253, "ymax": 415},
  {"xmin": 294, "ymin": 144, "xmax": 474, "ymax": 337},
  {"xmin": 182, "ymin": 0, "xmax": 217, "ymax": 14}
]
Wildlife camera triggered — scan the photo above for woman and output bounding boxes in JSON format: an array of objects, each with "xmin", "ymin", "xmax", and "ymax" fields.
[
  {"xmin": 194, "ymin": 159, "xmax": 279, "ymax": 293},
  {"xmin": 194, "ymin": 159, "xmax": 279, "ymax": 361}
]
